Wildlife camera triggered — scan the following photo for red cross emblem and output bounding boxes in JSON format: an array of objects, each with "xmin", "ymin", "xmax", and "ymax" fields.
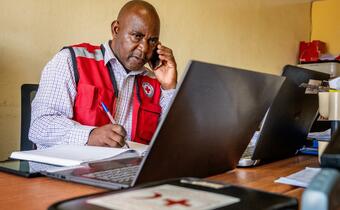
[
  {"xmin": 136, "ymin": 192, "xmax": 192, "ymax": 207},
  {"xmin": 164, "ymin": 198, "xmax": 191, "ymax": 207},
  {"xmin": 142, "ymin": 82, "xmax": 154, "ymax": 98}
]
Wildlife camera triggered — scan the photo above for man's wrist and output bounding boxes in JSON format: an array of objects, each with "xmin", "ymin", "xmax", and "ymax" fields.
[
  {"xmin": 161, "ymin": 82, "xmax": 177, "ymax": 90},
  {"xmin": 161, "ymin": 86, "xmax": 176, "ymax": 97},
  {"xmin": 84, "ymin": 126, "xmax": 97, "ymax": 145}
]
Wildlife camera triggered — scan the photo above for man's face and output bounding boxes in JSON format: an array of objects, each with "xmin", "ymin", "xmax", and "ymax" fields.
[{"xmin": 111, "ymin": 12, "xmax": 160, "ymax": 71}]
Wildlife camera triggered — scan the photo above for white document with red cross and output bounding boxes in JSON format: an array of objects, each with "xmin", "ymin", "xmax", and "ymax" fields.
[{"xmin": 87, "ymin": 184, "xmax": 240, "ymax": 210}]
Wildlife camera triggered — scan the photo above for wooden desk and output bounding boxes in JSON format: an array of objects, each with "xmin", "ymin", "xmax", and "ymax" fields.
[{"xmin": 0, "ymin": 155, "xmax": 318, "ymax": 210}]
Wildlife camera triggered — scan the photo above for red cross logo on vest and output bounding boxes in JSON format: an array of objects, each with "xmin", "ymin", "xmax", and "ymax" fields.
[{"xmin": 142, "ymin": 82, "xmax": 154, "ymax": 98}]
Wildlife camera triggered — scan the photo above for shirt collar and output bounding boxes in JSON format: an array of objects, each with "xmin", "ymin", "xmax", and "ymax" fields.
[{"xmin": 103, "ymin": 41, "xmax": 146, "ymax": 76}]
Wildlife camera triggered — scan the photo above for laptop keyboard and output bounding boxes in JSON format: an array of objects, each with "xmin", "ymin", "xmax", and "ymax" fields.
[
  {"xmin": 241, "ymin": 145, "xmax": 255, "ymax": 159},
  {"xmin": 82, "ymin": 165, "xmax": 139, "ymax": 183},
  {"xmin": 241, "ymin": 131, "xmax": 260, "ymax": 159}
]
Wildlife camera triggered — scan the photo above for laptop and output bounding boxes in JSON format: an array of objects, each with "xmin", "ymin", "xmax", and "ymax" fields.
[
  {"xmin": 43, "ymin": 60, "xmax": 285, "ymax": 189},
  {"xmin": 238, "ymin": 65, "xmax": 330, "ymax": 167}
]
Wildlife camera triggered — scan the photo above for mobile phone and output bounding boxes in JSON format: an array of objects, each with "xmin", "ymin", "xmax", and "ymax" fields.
[
  {"xmin": 0, "ymin": 159, "xmax": 42, "ymax": 177},
  {"xmin": 149, "ymin": 47, "xmax": 161, "ymax": 70}
]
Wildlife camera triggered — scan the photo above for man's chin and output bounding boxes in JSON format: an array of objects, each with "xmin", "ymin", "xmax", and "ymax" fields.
[{"xmin": 125, "ymin": 63, "xmax": 145, "ymax": 71}]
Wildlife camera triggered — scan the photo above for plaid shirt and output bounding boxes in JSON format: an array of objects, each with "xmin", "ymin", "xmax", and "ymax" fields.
[{"xmin": 29, "ymin": 41, "xmax": 175, "ymax": 149}]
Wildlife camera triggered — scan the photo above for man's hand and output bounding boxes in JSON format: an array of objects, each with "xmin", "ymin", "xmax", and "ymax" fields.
[
  {"xmin": 87, "ymin": 124, "xmax": 127, "ymax": 147},
  {"xmin": 150, "ymin": 43, "xmax": 177, "ymax": 90}
]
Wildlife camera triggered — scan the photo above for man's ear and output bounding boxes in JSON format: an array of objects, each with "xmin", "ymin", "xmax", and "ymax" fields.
[{"xmin": 111, "ymin": 20, "xmax": 119, "ymax": 38}]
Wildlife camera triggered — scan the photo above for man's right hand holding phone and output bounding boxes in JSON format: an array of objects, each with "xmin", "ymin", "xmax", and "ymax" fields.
[{"xmin": 148, "ymin": 43, "xmax": 177, "ymax": 90}]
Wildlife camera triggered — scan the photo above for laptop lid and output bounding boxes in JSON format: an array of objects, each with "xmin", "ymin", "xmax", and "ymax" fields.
[
  {"xmin": 44, "ymin": 60, "xmax": 285, "ymax": 189},
  {"xmin": 133, "ymin": 60, "xmax": 285, "ymax": 185},
  {"xmin": 251, "ymin": 65, "xmax": 330, "ymax": 161}
]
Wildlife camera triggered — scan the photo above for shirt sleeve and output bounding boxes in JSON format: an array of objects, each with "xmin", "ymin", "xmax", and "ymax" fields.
[
  {"xmin": 159, "ymin": 87, "xmax": 176, "ymax": 118},
  {"xmin": 28, "ymin": 49, "xmax": 95, "ymax": 149}
]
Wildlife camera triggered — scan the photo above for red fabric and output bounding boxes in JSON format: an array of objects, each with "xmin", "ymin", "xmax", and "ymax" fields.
[
  {"xmin": 336, "ymin": 55, "xmax": 340, "ymax": 61},
  {"xmin": 132, "ymin": 76, "xmax": 162, "ymax": 144},
  {"xmin": 299, "ymin": 40, "xmax": 326, "ymax": 63},
  {"xmin": 70, "ymin": 43, "xmax": 161, "ymax": 144}
]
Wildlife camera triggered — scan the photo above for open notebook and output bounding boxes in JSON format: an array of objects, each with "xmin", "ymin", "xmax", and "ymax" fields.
[{"xmin": 10, "ymin": 142, "xmax": 148, "ymax": 167}]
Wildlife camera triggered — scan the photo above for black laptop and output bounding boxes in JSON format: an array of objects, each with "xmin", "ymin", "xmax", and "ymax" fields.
[
  {"xmin": 238, "ymin": 65, "xmax": 330, "ymax": 166},
  {"xmin": 43, "ymin": 60, "xmax": 284, "ymax": 189}
]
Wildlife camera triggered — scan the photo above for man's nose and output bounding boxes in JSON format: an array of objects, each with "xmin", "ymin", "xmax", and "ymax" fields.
[{"xmin": 138, "ymin": 39, "xmax": 149, "ymax": 55}]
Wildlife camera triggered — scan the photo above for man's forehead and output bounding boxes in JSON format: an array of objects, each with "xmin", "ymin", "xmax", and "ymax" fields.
[{"xmin": 121, "ymin": 13, "xmax": 159, "ymax": 35}]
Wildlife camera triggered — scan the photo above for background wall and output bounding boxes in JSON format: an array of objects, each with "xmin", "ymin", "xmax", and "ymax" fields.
[
  {"xmin": 0, "ymin": 0, "xmax": 311, "ymax": 159},
  {"xmin": 311, "ymin": 0, "xmax": 340, "ymax": 55}
]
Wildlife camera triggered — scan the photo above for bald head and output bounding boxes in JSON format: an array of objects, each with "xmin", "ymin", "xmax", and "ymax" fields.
[
  {"xmin": 110, "ymin": 0, "xmax": 161, "ymax": 71},
  {"xmin": 118, "ymin": 0, "xmax": 160, "ymax": 25}
]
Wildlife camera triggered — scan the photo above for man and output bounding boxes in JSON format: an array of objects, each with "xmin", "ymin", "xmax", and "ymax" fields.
[{"xmin": 29, "ymin": 0, "xmax": 177, "ymax": 149}]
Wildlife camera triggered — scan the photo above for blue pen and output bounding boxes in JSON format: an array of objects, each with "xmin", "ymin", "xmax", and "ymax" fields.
[
  {"xmin": 101, "ymin": 101, "xmax": 130, "ymax": 148},
  {"xmin": 101, "ymin": 102, "xmax": 117, "ymax": 124}
]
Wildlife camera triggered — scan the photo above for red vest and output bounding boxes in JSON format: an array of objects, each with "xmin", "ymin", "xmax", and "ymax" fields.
[{"xmin": 66, "ymin": 43, "xmax": 162, "ymax": 144}]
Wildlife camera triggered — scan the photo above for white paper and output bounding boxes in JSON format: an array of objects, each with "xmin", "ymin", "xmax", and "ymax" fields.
[
  {"xmin": 128, "ymin": 141, "xmax": 149, "ymax": 156},
  {"xmin": 329, "ymin": 77, "xmax": 340, "ymax": 90},
  {"xmin": 275, "ymin": 167, "xmax": 321, "ymax": 188},
  {"xmin": 307, "ymin": 129, "xmax": 331, "ymax": 141},
  {"xmin": 87, "ymin": 184, "xmax": 240, "ymax": 210},
  {"xmin": 10, "ymin": 142, "xmax": 148, "ymax": 167}
]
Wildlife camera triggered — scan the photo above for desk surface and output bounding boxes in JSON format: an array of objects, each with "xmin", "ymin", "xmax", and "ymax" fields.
[{"xmin": 0, "ymin": 155, "xmax": 318, "ymax": 210}]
